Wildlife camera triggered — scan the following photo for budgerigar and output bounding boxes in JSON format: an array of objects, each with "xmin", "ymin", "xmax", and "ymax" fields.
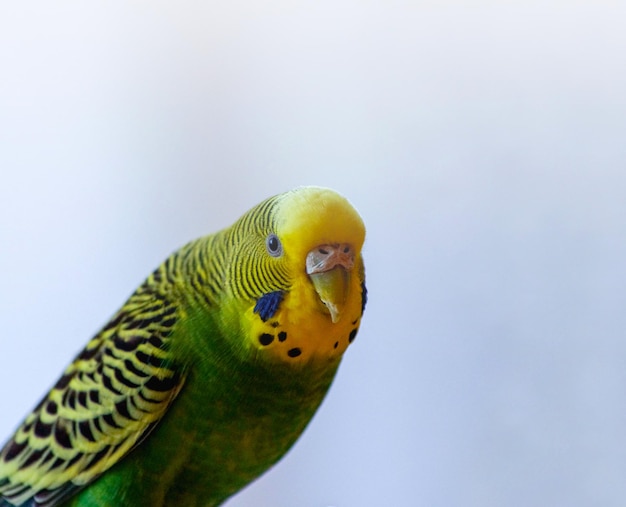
[{"xmin": 0, "ymin": 186, "xmax": 366, "ymax": 507}]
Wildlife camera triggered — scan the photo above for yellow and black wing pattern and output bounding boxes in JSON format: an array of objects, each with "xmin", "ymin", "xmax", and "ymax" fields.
[{"xmin": 0, "ymin": 283, "xmax": 184, "ymax": 507}]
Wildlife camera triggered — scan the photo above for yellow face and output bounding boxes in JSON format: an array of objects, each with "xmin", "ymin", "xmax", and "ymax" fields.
[{"xmin": 242, "ymin": 187, "xmax": 366, "ymax": 364}]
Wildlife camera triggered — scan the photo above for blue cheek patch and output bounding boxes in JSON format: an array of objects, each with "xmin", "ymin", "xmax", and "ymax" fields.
[
  {"xmin": 254, "ymin": 291, "xmax": 285, "ymax": 322},
  {"xmin": 361, "ymin": 282, "xmax": 368, "ymax": 313}
]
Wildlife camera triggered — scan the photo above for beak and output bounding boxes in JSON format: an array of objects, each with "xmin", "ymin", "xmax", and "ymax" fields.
[{"xmin": 306, "ymin": 243, "xmax": 354, "ymax": 323}]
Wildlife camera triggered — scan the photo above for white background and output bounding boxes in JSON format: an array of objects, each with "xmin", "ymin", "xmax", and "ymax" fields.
[{"xmin": 1, "ymin": 2, "xmax": 625, "ymax": 506}]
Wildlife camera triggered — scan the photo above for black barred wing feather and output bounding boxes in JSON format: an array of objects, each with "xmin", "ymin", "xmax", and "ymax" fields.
[{"xmin": 0, "ymin": 287, "xmax": 184, "ymax": 507}]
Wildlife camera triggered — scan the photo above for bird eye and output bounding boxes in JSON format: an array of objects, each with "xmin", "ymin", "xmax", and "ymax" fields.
[{"xmin": 266, "ymin": 234, "xmax": 283, "ymax": 257}]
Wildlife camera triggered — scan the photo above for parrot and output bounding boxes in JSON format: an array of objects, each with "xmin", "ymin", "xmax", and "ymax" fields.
[{"xmin": 0, "ymin": 186, "xmax": 367, "ymax": 507}]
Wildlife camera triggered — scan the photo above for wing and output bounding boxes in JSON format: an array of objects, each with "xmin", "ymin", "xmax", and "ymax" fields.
[{"xmin": 0, "ymin": 284, "xmax": 185, "ymax": 507}]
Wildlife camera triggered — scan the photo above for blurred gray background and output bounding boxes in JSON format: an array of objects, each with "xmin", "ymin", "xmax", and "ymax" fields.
[{"xmin": 1, "ymin": 2, "xmax": 625, "ymax": 506}]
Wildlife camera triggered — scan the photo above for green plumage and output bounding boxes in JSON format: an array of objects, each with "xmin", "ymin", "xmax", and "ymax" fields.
[{"xmin": 0, "ymin": 187, "xmax": 366, "ymax": 507}]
